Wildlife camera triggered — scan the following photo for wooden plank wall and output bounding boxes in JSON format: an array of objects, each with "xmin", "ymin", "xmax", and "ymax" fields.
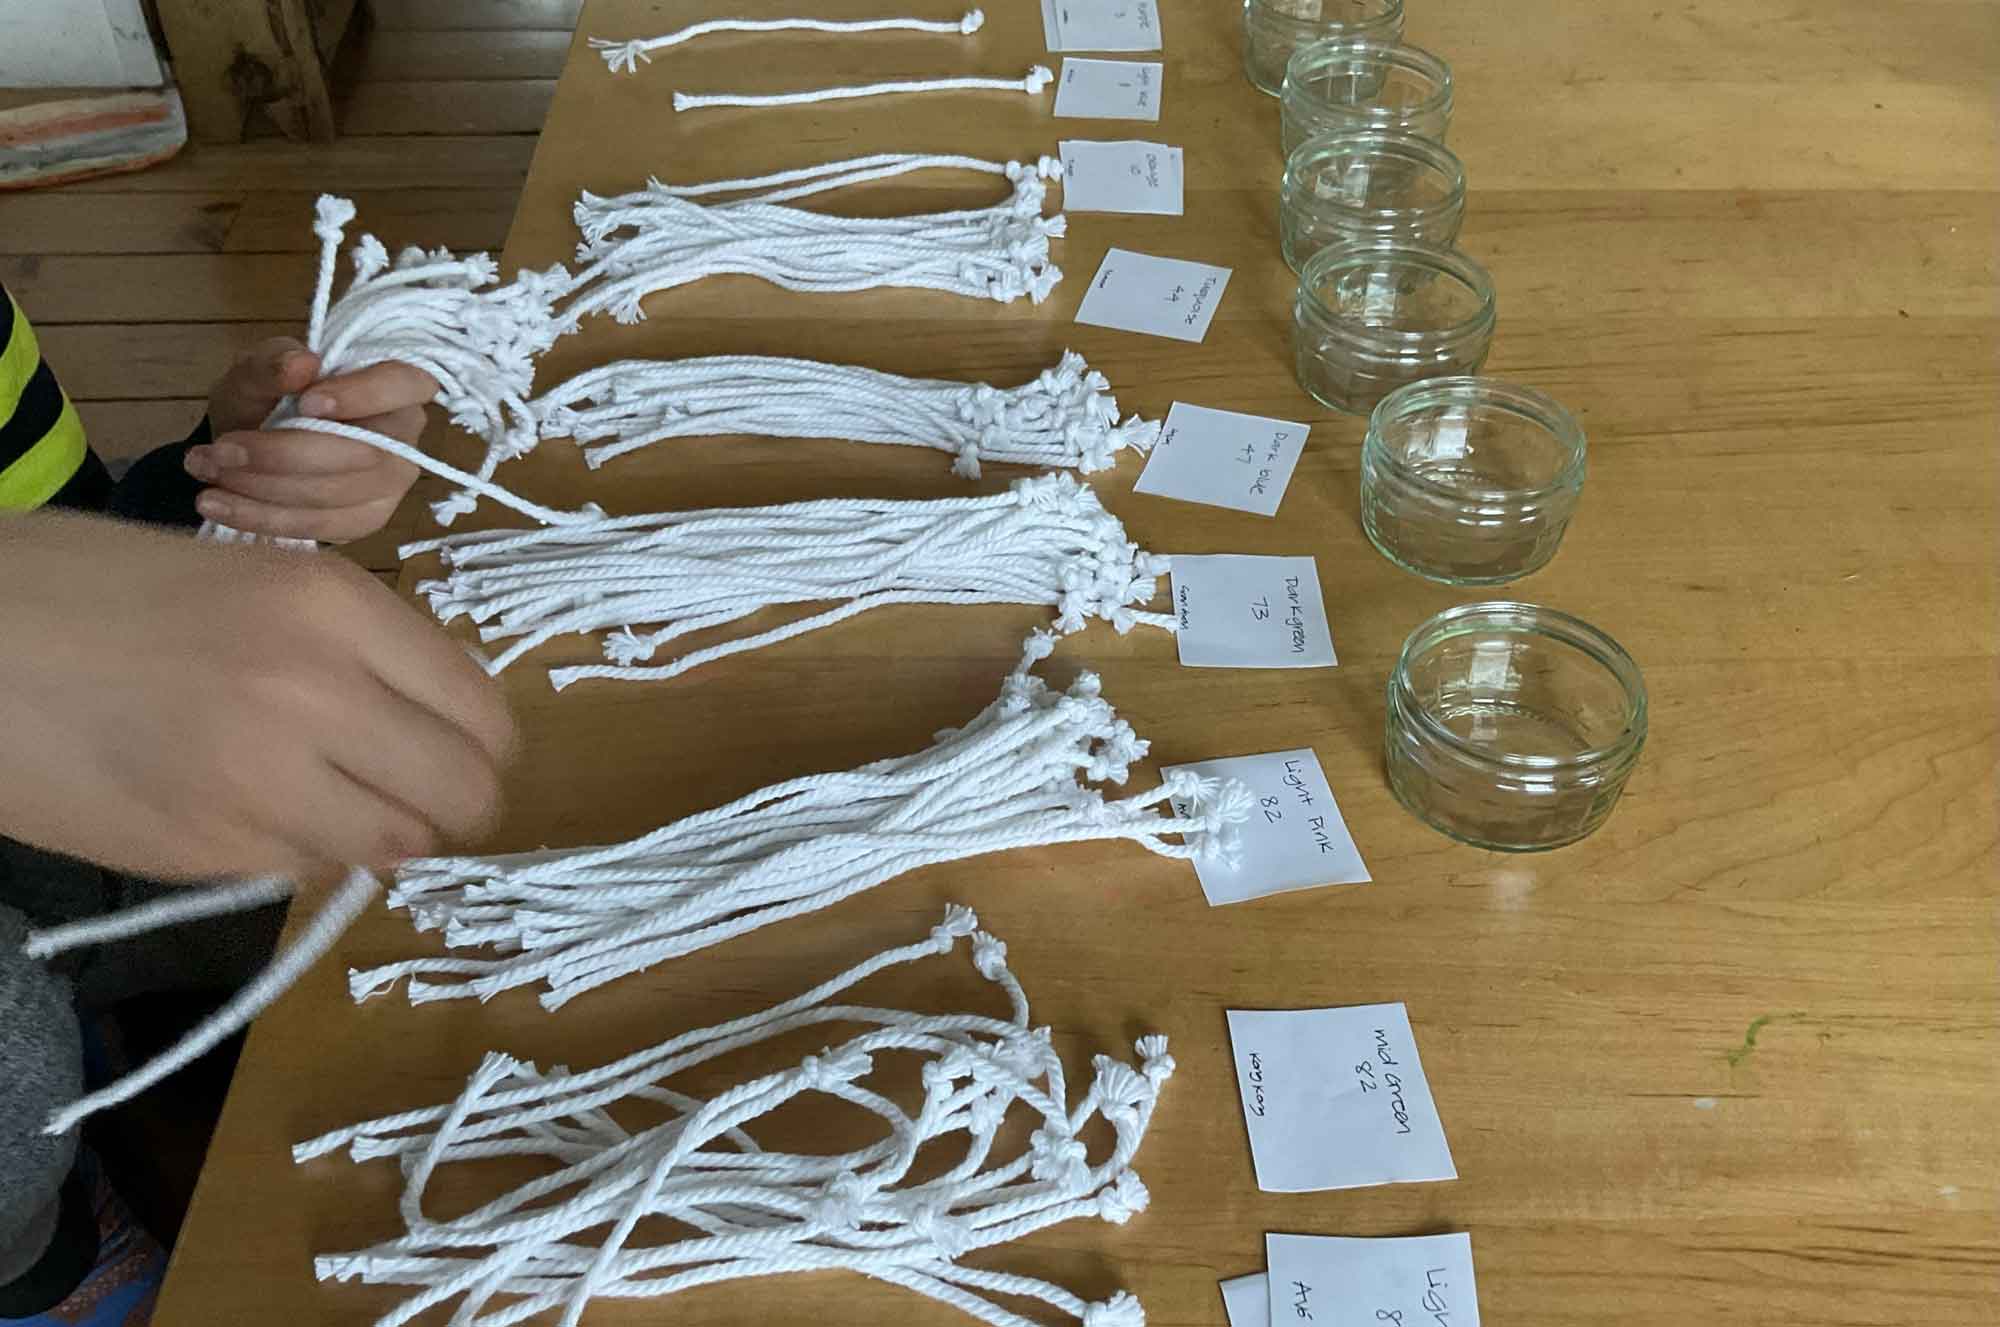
[{"xmin": 0, "ymin": 0, "xmax": 578, "ymax": 570}]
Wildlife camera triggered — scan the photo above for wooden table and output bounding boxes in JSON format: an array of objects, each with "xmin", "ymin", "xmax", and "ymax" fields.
[{"xmin": 152, "ymin": 1, "xmax": 1998, "ymax": 1322}]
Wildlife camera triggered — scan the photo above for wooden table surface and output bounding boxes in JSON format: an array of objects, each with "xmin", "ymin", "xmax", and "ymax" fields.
[{"xmin": 152, "ymin": 1, "xmax": 1997, "ymax": 1322}]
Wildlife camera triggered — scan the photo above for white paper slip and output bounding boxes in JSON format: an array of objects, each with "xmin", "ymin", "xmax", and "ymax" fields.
[
  {"xmin": 1166, "ymin": 554, "xmax": 1335, "ymax": 668},
  {"xmin": 1040, "ymin": 0, "xmax": 1162, "ymax": 52},
  {"xmin": 1058, "ymin": 141, "xmax": 1183, "ymax": 215},
  {"xmin": 1266, "ymin": 1232, "xmax": 1481, "ymax": 1327},
  {"xmin": 1053, "ymin": 58, "xmax": 1163, "ymax": 120},
  {"xmin": 1164, "ymin": 749, "xmax": 1368, "ymax": 905},
  {"xmin": 1218, "ymin": 1273, "xmax": 1270, "ymax": 1327},
  {"xmin": 1075, "ymin": 248, "xmax": 1232, "ymax": 343},
  {"xmin": 1135, "ymin": 403, "xmax": 1309, "ymax": 516},
  {"xmin": 1227, "ymin": 1003, "xmax": 1455, "ymax": 1193}
]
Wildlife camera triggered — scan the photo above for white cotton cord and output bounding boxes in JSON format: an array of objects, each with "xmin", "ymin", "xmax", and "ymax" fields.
[
  {"xmin": 562, "ymin": 154, "xmax": 1067, "ymax": 320},
  {"xmin": 41, "ymin": 867, "xmax": 382, "ymax": 1136},
  {"xmin": 23, "ymin": 875, "xmax": 293, "ymax": 960},
  {"xmin": 672, "ymin": 65, "xmax": 1051, "ymax": 112},
  {"xmin": 520, "ymin": 349, "xmax": 1157, "ymax": 478},
  {"xmin": 351, "ymin": 636, "xmax": 1251, "ymax": 1008},
  {"xmin": 400, "ymin": 473, "xmax": 1174, "ymax": 688},
  {"xmin": 299, "ymin": 907, "xmax": 1174, "ymax": 1327},
  {"xmin": 592, "ymin": 10, "xmax": 984, "ymax": 74}
]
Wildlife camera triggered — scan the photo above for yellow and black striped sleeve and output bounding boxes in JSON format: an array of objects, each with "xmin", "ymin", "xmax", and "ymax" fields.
[{"xmin": 0, "ymin": 284, "xmax": 110, "ymax": 512}]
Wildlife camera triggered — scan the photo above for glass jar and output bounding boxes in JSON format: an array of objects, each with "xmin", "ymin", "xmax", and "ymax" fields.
[
  {"xmin": 1242, "ymin": 0, "xmax": 1405, "ymax": 98},
  {"xmin": 1385, "ymin": 602, "xmax": 1647, "ymax": 851},
  {"xmin": 1281, "ymin": 130, "xmax": 1466, "ymax": 275},
  {"xmin": 1292, "ymin": 239, "xmax": 1496, "ymax": 415},
  {"xmin": 1279, "ymin": 38, "xmax": 1453, "ymax": 157},
  {"xmin": 1361, "ymin": 378, "xmax": 1586, "ymax": 584}
]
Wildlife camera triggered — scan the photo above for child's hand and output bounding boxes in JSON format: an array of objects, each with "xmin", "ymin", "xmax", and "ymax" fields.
[
  {"xmin": 0, "ymin": 513, "xmax": 515, "ymax": 881},
  {"xmin": 185, "ymin": 337, "xmax": 436, "ymax": 543}
]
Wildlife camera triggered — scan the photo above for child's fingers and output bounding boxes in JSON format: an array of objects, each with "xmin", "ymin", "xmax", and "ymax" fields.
[
  {"xmin": 194, "ymin": 487, "xmax": 403, "ymax": 544},
  {"xmin": 193, "ymin": 462, "xmax": 406, "ymax": 511},
  {"xmin": 294, "ymin": 362, "xmax": 440, "ymax": 422},
  {"xmin": 188, "ymin": 415, "xmax": 425, "ymax": 479}
]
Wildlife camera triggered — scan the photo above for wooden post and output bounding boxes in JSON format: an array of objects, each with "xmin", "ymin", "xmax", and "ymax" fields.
[{"xmin": 153, "ymin": 0, "xmax": 361, "ymax": 143}]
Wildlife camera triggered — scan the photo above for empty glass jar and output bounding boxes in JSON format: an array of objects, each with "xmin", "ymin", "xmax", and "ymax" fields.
[
  {"xmin": 1242, "ymin": 0, "xmax": 1405, "ymax": 98},
  {"xmin": 1280, "ymin": 38, "xmax": 1453, "ymax": 157},
  {"xmin": 1362, "ymin": 378, "xmax": 1586, "ymax": 584},
  {"xmin": 1281, "ymin": 130, "xmax": 1466, "ymax": 274},
  {"xmin": 1292, "ymin": 238, "xmax": 1497, "ymax": 415},
  {"xmin": 1385, "ymin": 602, "xmax": 1647, "ymax": 851}
]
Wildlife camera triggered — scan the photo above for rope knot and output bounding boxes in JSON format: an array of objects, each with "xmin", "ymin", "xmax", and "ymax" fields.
[
  {"xmin": 960, "ymin": 8, "xmax": 986, "ymax": 34},
  {"xmin": 1028, "ymin": 1126, "xmax": 1089, "ymax": 1185},
  {"xmin": 1023, "ymin": 65, "xmax": 1055, "ymax": 95},
  {"xmin": 910, "ymin": 1203, "xmax": 972, "ymax": 1260},
  {"xmin": 814, "ymin": 1170, "xmax": 870, "ymax": 1229},
  {"xmin": 1082, "ymin": 1291, "xmax": 1148, "ymax": 1327},
  {"xmin": 931, "ymin": 904, "xmax": 979, "ymax": 949},
  {"xmin": 1134, "ymin": 1035, "xmax": 1176, "ymax": 1087},
  {"xmin": 1095, "ymin": 1170, "xmax": 1151, "ymax": 1224},
  {"xmin": 970, "ymin": 932, "xmax": 1010, "ymax": 980}
]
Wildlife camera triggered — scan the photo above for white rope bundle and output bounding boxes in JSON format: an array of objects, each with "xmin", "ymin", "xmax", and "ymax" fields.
[
  {"xmin": 297, "ymin": 907, "xmax": 1171, "ymax": 1327},
  {"xmin": 592, "ymin": 8, "xmax": 986, "ymax": 74},
  {"xmin": 399, "ymin": 474, "xmax": 1175, "ymax": 689},
  {"xmin": 672, "ymin": 65, "xmax": 1053, "ymax": 112},
  {"xmin": 562, "ymin": 153, "xmax": 1067, "ymax": 325},
  {"xmin": 350, "ymin": 636, "xmax": 1253, "ymax": 1010},
  {"xmin": 27, "ymin": 868, "xmax": 382, "ymax": 1135},
  {"xmin": 530, "ymin": 349, "xmax": 1158, "ymax": 477}
]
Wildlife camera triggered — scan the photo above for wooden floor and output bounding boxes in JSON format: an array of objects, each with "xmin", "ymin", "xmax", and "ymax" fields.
[{"xmin": 0, "ymin": 0, "xmax": 578, "ymax": 570}]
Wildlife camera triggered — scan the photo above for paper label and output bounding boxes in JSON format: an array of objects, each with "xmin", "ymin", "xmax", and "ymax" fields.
[
  {"xmin": 1040, "ymin": 0, "xmax": 1162, "ymax": 51},
  {"xmin": 1266, "ymin": 1232, "xmax": 1481, "ymax": 1327},
  {"xmin": 1075, "ymin": 248, "xmax": 1232, "ymax": 343},
  {"xmin": 1227, "ymin": 1004, "xmax": 1456, "ymax": 1193},
  {"xmin": 1058, "ymin": 140, "xmax": 1183, "ymax": 214},
  {"xmin": 1166, "ymin": 555, "xmax": 1335, "ymax": 667},
  {"xmin": 1164, "ymin": 749, "xmax": 1368, "ymax": 905},
  {"xmin": 1219, "ymin": 1273, "xmax": 1270, "ymax": 1327},
  {"xmin": 1053, "ymin": 58, "xmax": 1164, "ymax": 120},
  {"xmin": 1134, "ymin": 403, "xmax": 1309, "ymax": 516}
]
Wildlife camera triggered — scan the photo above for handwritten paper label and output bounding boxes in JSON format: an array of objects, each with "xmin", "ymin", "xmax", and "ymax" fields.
[
  {"xmin": 1040, "ymin": 0, "xmax": 1162, "ymax": 52},
  {"xmin": 1053, "ymin": 58, "xmax": 1163, "ymax": 120},
  {"xmin": 1219, "ymin": 1273, "xmax": 1270, "ymax": 1327},
  {"xmin": 1166, "ymin": 554, "xmax": 1335, "ymax": 667},
  {"xmin": 1227, "ymin": 1003, "xmax": 1456, "ymax": 1192},
  {"xmin": 1135, "ymin": 403, "xmax": 1309, "ymax": 516},
  {"xmin": 1164, "ymin": 749, "xmax": 1368, "ymax": 905},
  {"xmin": 1266, "ymin": 1232, "xmax": 1481, "ymax": 1327},
  {"xmin": 1059, "ymin": 140, "xmax": 1183, "ymax": 214},
  {"xmin": 1075, "ymin": 248, "xmax": 1232, "ymax": 343}
]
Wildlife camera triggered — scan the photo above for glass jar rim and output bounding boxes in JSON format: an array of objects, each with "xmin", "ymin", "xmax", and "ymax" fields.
[
  {"xmin": 1246, "ymin": 0, "xmax": 1405, "ymax": 28},
  {"xmin": 1389, "ymin": 600, "xmax": 1648, "ymax": 771},
  {"xmin": 1283, "ymin": 37, "xmax": 1453, "ymax": 117},
  {"xmin": 1364, "ymin": 377, "xmax": 1587, "ymax": 502},
  {"xmin": 1283, "ymin": 130, "xmax": 1467, "ymax": 222},
  {"xmin": 1296, "ymin": 238, "xmax": 1497, "ymax": 348}
]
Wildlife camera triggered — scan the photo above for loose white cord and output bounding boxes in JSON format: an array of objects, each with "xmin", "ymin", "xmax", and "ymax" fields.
[
  {"xmin": 298, "ymin": 906, "xmax": 1171, "ymax": 1327},
  {"xmin": 673, "ymin": 66, "xmax": 1052, "ymax": 112},
  {"xmin": 38, "ymin": 868, "xmax": 382, "ymax": 1135},
  {"xmin": 526, "ymin": 349, "xmax": 1157, "ymax": 477},
  {"xmin": 400, "ymin": 474, "xmax": 1176, "ymax": 688},
  {"xmin": 593, "ymin": 9, "xmax": 985, "ymax": 74},
  {"xmin": 352, "ymin": 635, "xmax": 1252, "ymax": 1009},
  {"xmin": 23, "ymin": 874, "xmax": 293, "ymax": 960}
]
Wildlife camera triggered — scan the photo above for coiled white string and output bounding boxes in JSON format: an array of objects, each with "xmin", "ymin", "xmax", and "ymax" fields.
[
  {"xmin": 592, "ymin": 8, "xmax": 985, "ymax": 74},
  {"xmin": 672, "ymin": 65, "xmax": 1053, "ymax": 112},
  {"xmin": 400, "ymin": 474, "xmax": 1175, "ymax": 689},
  {"xmin": 298, "ymin": 906, "xmax": 1169, "ymax": 1327},
  {"xmin": 351, "ymin": 635, "xmax": 1253, "ymax": 1010}
]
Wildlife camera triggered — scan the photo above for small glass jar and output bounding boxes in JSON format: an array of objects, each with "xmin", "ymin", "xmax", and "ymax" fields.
[
  {"xmin": 1292, "ymin": 239, "xmax": 1496, "ymax": 415},
  {"xmin": 1279, "ymin": 39, "xmax": 1453, "ymax": 157},
  {"xmin": 1242, "ymin": 0, "xmax": 1405, "ymax": 98},
  {"xmin": 1361, "ymin": 378, "xmax": 1586, "ymax": 584},
  {"xmin": 1385, "ymin": 602, "xmax": 1647, "ymax": 851},
  {"xmin": 1281, "ymin": 131, "xmax": 1466, "ymax": 275}
]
